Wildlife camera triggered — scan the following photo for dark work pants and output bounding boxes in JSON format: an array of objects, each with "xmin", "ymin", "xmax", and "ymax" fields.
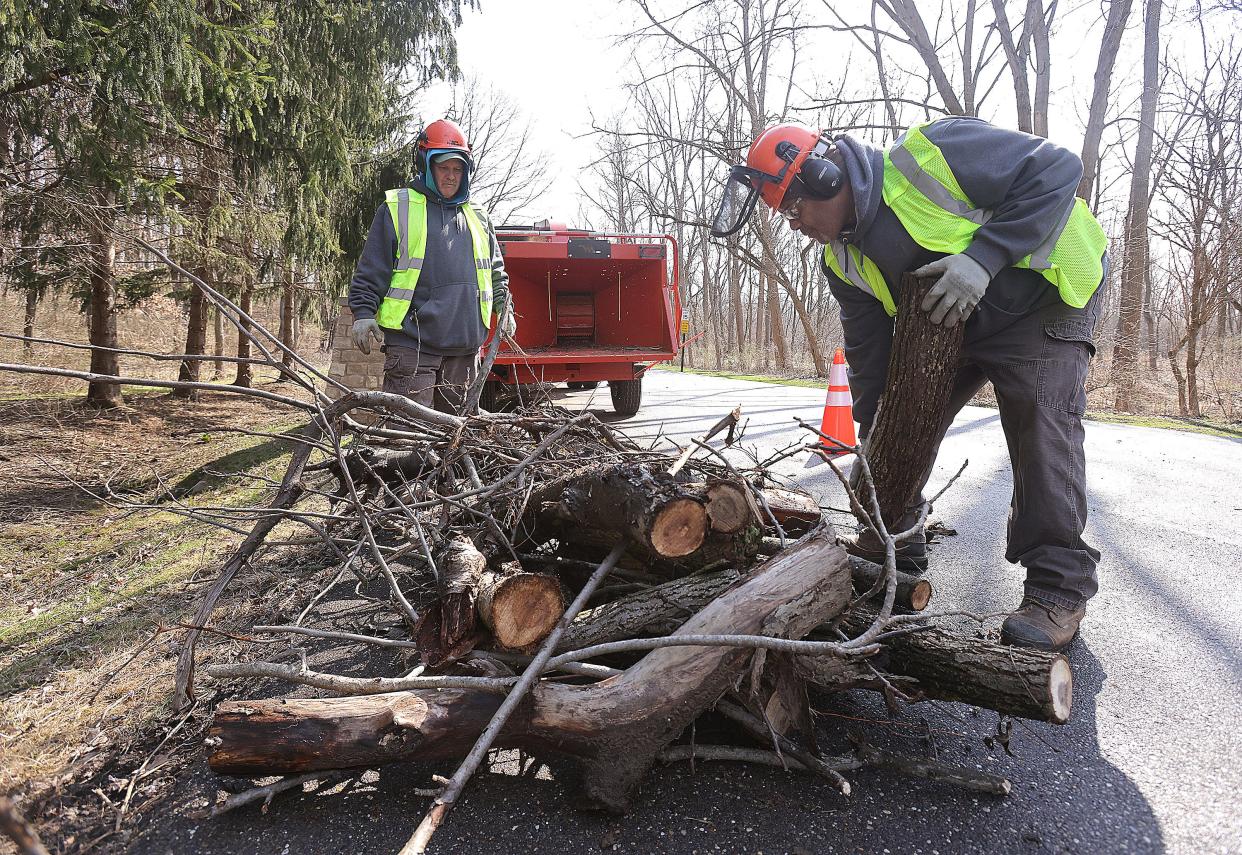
[
  {"xmin": 916, "ymin": 293, "xmax": 1102, "ymax": 610},
  {"xmin": 382, "ymin": 345, "xmax": 478, "ymax": 415}
]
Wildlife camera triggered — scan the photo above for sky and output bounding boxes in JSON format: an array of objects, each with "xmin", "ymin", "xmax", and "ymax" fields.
[
  {"xmin": 418, "ymin": 1, "xmax": 640, "ymax": 222},
  {"xmin": 414, "ymin": 0, "xmax": 1205, "ymax": 229}
]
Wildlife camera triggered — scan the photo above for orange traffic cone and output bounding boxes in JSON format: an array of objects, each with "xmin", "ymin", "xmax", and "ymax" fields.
[{"xmin": 806, "ymin": 348, "xmax": 857, "ymax": 467}]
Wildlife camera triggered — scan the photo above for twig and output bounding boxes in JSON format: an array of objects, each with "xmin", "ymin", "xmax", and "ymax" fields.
[
  {"xmin": 0, "ymin": 796, "xmax": 49, "ymax": 855},
  {"xmin": 204, "ymin": 661, "xmax": 516, "ymax": 694},
  {"xmin": 208, "ymin": 771, "xmax": 351, "ymax": 817}
]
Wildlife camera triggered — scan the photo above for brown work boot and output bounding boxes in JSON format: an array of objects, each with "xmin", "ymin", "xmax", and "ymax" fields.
[
  {"xmin": 1001, "ymin": 597, "xmax": 1086, "ymax": 652},
  {"xmin": 841, "ymin": 526, "xmax": 928, "ymax": 574}
]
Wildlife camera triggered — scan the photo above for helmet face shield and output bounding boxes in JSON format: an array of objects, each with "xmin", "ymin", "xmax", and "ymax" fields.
[{"xmin": 711, "ymin": 166, "xmax": 768, "ymax": 238}]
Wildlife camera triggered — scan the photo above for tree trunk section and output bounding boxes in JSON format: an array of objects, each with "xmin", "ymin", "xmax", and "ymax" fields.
[
  {"xmin": 528, "ymin": 462, "xmax": 709, "ymax": 559},
  {"xmin": 863, "ymin": 274, "xmax": 964, "ymax": 527},
  {"xmin": 1077, "ymin": 0, "xmax": 1132, "ymax": 201},
  {"xmin": 827, "ymin": 607, "xmax": 1073, "ymax": 724},
  {"xmin": 176, "ymin": 279, "xmax": 209, "ymax": 399}
]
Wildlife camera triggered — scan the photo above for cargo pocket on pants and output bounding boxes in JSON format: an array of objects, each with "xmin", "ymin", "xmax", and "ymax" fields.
[{"xmin": 1038, "ymin": 317, "xmax": 1095, "ymax": 416}]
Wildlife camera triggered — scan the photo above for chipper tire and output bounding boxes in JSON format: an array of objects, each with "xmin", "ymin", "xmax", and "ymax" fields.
[{"xmin": 609, "ymin": 378, "xmax": 642, "ymax": 417}]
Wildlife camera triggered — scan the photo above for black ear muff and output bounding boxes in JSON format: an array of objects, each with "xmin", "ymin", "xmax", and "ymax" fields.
[{"xmin": 799, "ymin": 156, "xmax": 843, "ymax": 199}]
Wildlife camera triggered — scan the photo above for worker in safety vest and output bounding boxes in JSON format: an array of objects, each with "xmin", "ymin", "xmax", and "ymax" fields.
[
  {"xmin": 348, "ymin": 118, "xmax": 514, "ymax": 413},
  {"xmin": 711, "ymin": 118, "xmax": 1108, "ymax": 652}
]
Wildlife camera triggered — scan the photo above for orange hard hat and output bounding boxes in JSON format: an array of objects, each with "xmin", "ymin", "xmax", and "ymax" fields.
[
  {"xmin": 417, "ymin": 118, "xmax": 471, "ymax": 155},
  {"xmin": 710, "ymin": 122, "xmax": 843, "ymax": 238}
]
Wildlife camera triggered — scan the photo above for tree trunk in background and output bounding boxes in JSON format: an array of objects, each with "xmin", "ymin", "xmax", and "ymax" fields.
[
  {"xmin": 212, "ymin": 305, "xmax": 225, "ymax": 378},
  {"xmin": 85, "ymin": 200, "xmax": 123, "ymax": 407},
  {"xmin": 176, "ymin": 281, "xmax": 209, "ymax": 399},
  {"xmin": 233, "ymin": 281, "xmax": 253, "ymax": 388},
  {"xmin": 277, "ymin": 262, "xmax": 295, "ymax": 378},
  {"xmin": 765, "ymin": 270, "xmax": 788, "ymax": 370},
  {"xmin": 991, "ymin": 0, "xmax": 1034, "ymax": 133},
  {"xmin": 1112, "ymin": 0, "xmax": 1162, "ymax": 412},
  {"xmin": 1143, "ymin": 270, "xmax": 1158, "ymax": 370},
  {"xmin": 1030, "ymin": 0, "xmax": 1054, "ymax": 138},
  {"xmin": 1078, "ymin": 0, "xmax": 1133, "ymax": 201},
  {"xmin": 22, "ymin": 287, "xmax": 37, "ymax": 358},
  {"xmin": 1186, "ymin": 326, "xmax": 1200, "ymax": 417},
  {"xmin": 729, "ymin": 250, "xmax": 743, "ymax": 353},
  {"xmin": 176, "ymin": 154, "xmax": 215, "ymax": 399}
]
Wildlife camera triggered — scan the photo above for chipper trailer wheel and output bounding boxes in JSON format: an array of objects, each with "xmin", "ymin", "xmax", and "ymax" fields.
[{"xmin": 609, "ymin": 378, "xmax": 642, "ymax": 417}]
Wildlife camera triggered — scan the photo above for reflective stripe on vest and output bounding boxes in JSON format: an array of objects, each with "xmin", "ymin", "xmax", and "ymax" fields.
[
  {"xmin": 873, "ymin": 121, "xmax": 1108, "ymax": 309},
  {"xmin": 376, "ymin": 188, "xmax": 494, "ymax": 331},
  {"xmin": 823, "ymin": 241, "xmax": 897, "ymax": 317}
]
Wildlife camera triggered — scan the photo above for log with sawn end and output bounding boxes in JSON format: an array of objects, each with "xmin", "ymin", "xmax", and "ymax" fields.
[
  {"xmin": 208, "ymin": 530, "xmax": 853, "ymax": 812},
  {"xmin": 524, "ymin": 462, "xmax": 710, "ymax": 559},
  {"xmin": 555, "ymin": 562, "xmax": 1069, "ymax": 724}
]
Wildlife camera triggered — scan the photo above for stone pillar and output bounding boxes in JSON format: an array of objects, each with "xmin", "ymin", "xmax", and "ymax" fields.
[{"xmin": 326, "ymin": 298, "xmax": 386, "ymax": 400}]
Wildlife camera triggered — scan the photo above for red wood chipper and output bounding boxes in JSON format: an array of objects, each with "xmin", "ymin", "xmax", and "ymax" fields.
[{"xmin": 483, "ymin": 222, "xmax": 683, "ymax": 417}]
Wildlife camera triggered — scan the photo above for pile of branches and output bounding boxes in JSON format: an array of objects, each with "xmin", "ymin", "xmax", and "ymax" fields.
[{"xmin": 187, "ymin": 392, "xmax": 1072, "ymax": 854}]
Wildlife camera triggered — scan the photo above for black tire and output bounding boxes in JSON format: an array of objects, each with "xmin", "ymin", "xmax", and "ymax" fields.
[
  {"xmin": 567, "ymin": 381, "xmax": 584, "ymax": 390},
  {"xmin": 609, "ymin": 378, "xmax": 642, "ymax": 417},
  {"xmin": 567, "ymin": 381, "xmax": 599, "ymax": 391},
  {"xmin": 479, "ymin": 381, "xmax": 500, "ymax": 412}
]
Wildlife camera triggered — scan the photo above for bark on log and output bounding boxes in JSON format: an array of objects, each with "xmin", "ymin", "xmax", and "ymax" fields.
[
  {"xmin": 837, "ymin": 608, "xmax": 1073, "ymax": 725},
  {"xmin": 760, "ymin": 487, "xmax": 823, "ymax": 532},
  {"xmin": 863, "ymin": 273, "xmax": 965, "ymax": 527},
  {"xmin": 529, "ymin": 462, "xmax": 709, "ymax": 558},
  {"xmin": 415, "ymin": 540, "xmax": 563, "ymax": 662},
  {"xmin": 209, "ymin": 532, "xmax": 853, "ymax": 811},
  {"xmin": 556, "ymin": 563, "xmax": 1067, "ymax": 724},
  {"xmin": 759, "ymin": 540, "xmax": 931, "ymax": 612}
]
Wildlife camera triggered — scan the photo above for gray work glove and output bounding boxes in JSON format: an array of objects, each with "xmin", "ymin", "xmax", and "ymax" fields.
[
  {"xmin": 914, "ymin": 253, "xmax": 991, "ymax": 327},
  {"xmin": 350, "ymin": 317, "xmax": 383, "ymax": 354}
]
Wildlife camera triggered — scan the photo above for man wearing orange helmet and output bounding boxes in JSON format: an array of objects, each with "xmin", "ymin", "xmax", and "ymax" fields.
[
  {"xmin": 713, "ymin": 118, "xmax": 1108, "ymax": 653},
  {"xmin": 348, "ymin": 118, "xmax": 515, "ymax": 413}
]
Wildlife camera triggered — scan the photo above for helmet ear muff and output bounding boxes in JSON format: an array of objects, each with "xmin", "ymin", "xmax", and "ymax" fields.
[{"xmin": 798, "ymin": 156, "xmax": 843, "ymax": 199}]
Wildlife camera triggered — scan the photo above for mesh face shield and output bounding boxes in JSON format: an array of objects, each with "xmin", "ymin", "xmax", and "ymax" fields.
[{"xmin": 710, "ymin": 166, "xmax": 770, "ymax": 238}]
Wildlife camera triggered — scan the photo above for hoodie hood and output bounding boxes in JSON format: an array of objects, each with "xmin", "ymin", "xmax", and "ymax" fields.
[
  {"xmin": 833, "ymin": 133, "xmax": 885, "ymax": 239},
  {"xmin": 419, "ymin": 148, "xmax": 473, "ymax": 205}
]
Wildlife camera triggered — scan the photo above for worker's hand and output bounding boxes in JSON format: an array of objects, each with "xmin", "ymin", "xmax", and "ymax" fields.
[
  {"xmin": 914, "ymin": 254, "xmax": 991, "ymax": 327},
  {"xmin": 499, "ymin": 305, "xmax": 517, "ymax": 338},
  {"xmin": 350, "ymin": 318, "xmax": 383, "ymax": 354}
]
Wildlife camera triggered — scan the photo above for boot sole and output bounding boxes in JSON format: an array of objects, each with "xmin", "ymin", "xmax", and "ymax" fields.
[{"xmin": 999, "ymin": 628, "xmax": 1078, "ymax": 654}]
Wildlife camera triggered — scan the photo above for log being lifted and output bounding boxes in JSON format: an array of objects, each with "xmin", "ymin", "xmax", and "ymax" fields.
[
  {"xmin": 526, "ymin": 462, "xmax": 709, "ymax": 558},
  {"xmin": 864, "ymin": 273, "xmax": 965, "ymax": 528},
  {"xmin": 559, "ymin": 562, "xmax": 1069, "ymax": 724},
  {"xmin": 208, "ymin": 530, "xmax": 853, "ymax": 812}
]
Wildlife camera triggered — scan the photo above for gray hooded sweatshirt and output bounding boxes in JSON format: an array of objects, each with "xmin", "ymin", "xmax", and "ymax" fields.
[
  {"xmin": 824, "ymin": 117, "xmax": 1103, "ymax": 429},
  {"xmin": 348, "ymin": 177, "xmax": 510, "ymax": 356}
]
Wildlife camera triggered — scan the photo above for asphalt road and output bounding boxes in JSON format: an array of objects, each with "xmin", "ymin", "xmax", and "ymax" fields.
[{"xmin": 137, "ymin": 369, "xmax": 1242, "ymax": 855}]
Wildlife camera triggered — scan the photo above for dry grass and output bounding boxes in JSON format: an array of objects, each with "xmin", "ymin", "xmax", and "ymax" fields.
[{"xmin": 0, "ymin": 381, "xmax": 336, "ymax": 851}]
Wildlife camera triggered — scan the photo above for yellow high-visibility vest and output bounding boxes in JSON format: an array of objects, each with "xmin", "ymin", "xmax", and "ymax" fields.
[
  {"xmin": 824, "ymin": 121, "xmax": 1108, "ymax": 317},
  {"xmin": 375, "ymin": 188, "xmax": 493, "ymax": 330}
]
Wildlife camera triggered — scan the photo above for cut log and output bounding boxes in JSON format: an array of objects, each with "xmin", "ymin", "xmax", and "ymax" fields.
[
  {"xmin": 557, "ymin": 564, "xmax": 1067, "ymax": 724},
  {"xmin": 760, "ymin": 487, "xmax": 823, "ymax": 532},
  {"xmin": 415, "ymin": 540, "xmax": 563, "ymax": 662},
  {"xmin": 759, "ymin": 540, "xmax": 931, "ymax": 612},
  {"xmin": 836, "ymin": 608, "xmax": 1073, "ymax": 725},
  {"xmin": 863, "ymin": 273, "xmax": 965, "ymax": 527},
  {"xmin": 529, "ymin": 462, "xmax": 709, "ymax": 558},
  {"xmin": 208, "ymin": 530, "xmax": 853, "ymax": 811},
  {"xmin": 477, "ymin": 566, "xmax": 564, "ymax": 650},
  {"xmin": 705, "ymin": 479, "xmax": 754, "ymax": 534},
  {"xmin": 846, "ymin": 555, "xmax": 933, "ymax": 612}
]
